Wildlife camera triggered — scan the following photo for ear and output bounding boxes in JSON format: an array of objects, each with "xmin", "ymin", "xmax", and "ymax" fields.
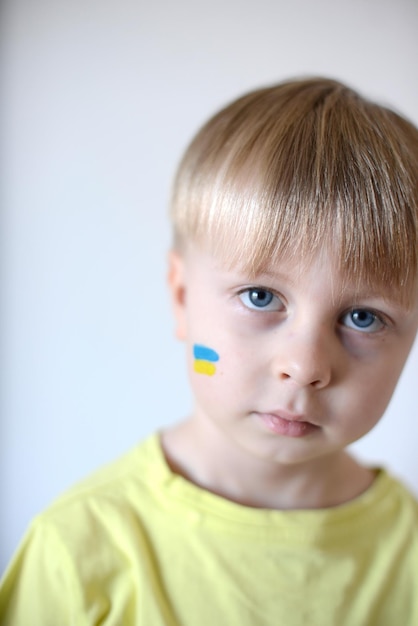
[{"xmin": 167, "ymin": 250, "xmax": 187, "ymax": 341}]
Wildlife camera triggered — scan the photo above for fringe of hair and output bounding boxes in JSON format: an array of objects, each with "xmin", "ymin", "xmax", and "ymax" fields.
[{"xmin": 171, "ymin": 78, "xmax": 418, "ymax": 304}]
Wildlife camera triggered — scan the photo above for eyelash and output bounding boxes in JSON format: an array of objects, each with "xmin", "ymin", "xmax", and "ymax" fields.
[
  {"xmin": 340, "ymin": 309, "xmax": 386, "ymax": 334},
  {"xmin": 237, "ymin": 287, "xmax": 285, "ymax": 312},
  {"xmin": 237, "ymin": 288, "xmax": 387, "ymax": 334}
]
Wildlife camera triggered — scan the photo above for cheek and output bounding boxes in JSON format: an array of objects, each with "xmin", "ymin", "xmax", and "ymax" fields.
[
  {"xmin": 186, "ymin": 339, "xmax": 250, "ymax": 406},
  {"xmin": 192, "ymin": 343, "xmax": 220, "ymax": 376},
  {"xmin": 344, "ymin": 363, "xmax": 405, "ymax": 432}
]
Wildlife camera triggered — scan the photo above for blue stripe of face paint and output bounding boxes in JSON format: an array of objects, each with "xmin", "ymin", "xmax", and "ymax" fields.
[{"xmin": 193, "ymin": 344, "xmax": 219, "ymax": 362}]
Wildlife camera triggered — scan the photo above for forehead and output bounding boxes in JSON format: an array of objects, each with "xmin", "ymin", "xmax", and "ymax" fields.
[
  {"xmin": 195, "ymin": 235, "xmax": 418, "ymax": 312},
  {"xmin": 264, "ymin": 256, "xmax": 415, "ymax": 309},
  {"xmin": 172, "ymin": 80, "xmax": 418, "ymax": 315}
]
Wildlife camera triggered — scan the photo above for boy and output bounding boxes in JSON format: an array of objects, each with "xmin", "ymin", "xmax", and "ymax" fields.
[{"xmin": 1, "ymin": 77, "xmax": 417, "ymax": 625}]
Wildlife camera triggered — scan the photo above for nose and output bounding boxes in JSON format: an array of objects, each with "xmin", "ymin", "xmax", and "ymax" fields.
[{"xmin": 275, "ymin": 327, "xmax": 333, "ymax": 389}]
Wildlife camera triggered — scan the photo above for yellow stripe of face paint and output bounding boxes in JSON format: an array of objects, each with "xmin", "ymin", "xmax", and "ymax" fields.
[{"xmin": 194, "ymin": 360, "xmax": 216, "ymax": 376}]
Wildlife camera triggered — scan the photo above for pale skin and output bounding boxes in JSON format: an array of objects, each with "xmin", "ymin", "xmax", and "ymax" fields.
[{"xmin": 162, "ymin": 242, "xmax": 418, "ymax": 511}]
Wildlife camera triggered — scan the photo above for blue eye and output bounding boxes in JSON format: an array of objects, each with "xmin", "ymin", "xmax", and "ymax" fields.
[
  {"xmin": 342, "ymin": 309, "xmax": 384, "ymax": 333},
  {"xmin": 239, "ymin": 288, "xmax": 283, "ymax": 312}
]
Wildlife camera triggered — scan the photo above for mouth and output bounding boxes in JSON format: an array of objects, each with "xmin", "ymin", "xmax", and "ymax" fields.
[{"xmin": 256, "ymin": 410, "xmax": 319, "ymax": 438}]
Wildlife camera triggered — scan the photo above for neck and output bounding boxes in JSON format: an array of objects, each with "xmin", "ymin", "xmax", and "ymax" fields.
[{"xmin": 161, "ymin": 417, "xmax": 375, "ymax": 510}]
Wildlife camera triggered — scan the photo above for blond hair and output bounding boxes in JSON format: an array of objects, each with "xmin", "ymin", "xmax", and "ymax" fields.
[{"xmin": 171, "ymin": 77, "xmax": 418, "ymax": 302}]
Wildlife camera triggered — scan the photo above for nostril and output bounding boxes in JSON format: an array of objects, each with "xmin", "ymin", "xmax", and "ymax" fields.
[
  {"xmin": 275, "ymin": 335, "xmax": 333, "ymax": 389},
  {"xmin": 311, "ymin": 378, "xmax": 323, "ymax": 388},
  {"xmin": 277, "ymin": 362, "xmax": 331, "ymax": 389}
]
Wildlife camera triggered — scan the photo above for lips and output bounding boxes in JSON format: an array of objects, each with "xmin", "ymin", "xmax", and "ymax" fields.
[{"xmin": 256, "ymin": 410, "xmax": 319, "ymax": 438}]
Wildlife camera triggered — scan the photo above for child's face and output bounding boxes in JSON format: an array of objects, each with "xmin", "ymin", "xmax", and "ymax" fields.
[{"xmin": 169, "ymin": 242, "xmax": 418, "ymax": 468}]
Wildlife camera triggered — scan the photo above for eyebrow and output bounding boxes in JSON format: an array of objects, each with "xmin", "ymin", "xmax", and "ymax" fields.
[
  {"xmin": 243, "ymin": 268, "xmax": 416, "ymax": 312},
  {"xmin": 244, "ymin": 267, "xmax": 298, "ymax": 286}
]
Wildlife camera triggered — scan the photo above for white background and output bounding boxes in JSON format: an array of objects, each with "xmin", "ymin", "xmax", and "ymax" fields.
[{"xmin": 1, "ymin": 0, "xmax": 417, "ymax": 573}]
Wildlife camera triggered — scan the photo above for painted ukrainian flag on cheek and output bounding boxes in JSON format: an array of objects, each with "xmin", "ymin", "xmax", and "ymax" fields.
[{"xmin": 193, "ymin": 344, "xmax": 219, "ymax": 376}]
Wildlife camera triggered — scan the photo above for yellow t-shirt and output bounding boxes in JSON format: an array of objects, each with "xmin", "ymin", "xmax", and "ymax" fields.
[{"xmin": 1, "ymin": 434, "xmax": 417, "ymax": 625}]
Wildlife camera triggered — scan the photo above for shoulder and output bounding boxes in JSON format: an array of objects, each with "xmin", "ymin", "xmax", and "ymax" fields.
[
  {"xmin": 359, "ymin": 469, "xmax": 418, "ymax": 531},
  {"xmin": 381, "ymin": 471, "xmax": 418, "ymax": 517},
  {"xmin": 40, "ymin": 432, "xmax": 165, "ymax": 531},
  {"xmin": 7, "ymin": 432, "xmax": 169, "ymax": 571},
  {"xmin": 0, "ymin": 433, "xmax": 167, "ymax": 625},
  {"xmin": 359, "ymin": 470, "xmax": 418, "ymax": 569}
]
